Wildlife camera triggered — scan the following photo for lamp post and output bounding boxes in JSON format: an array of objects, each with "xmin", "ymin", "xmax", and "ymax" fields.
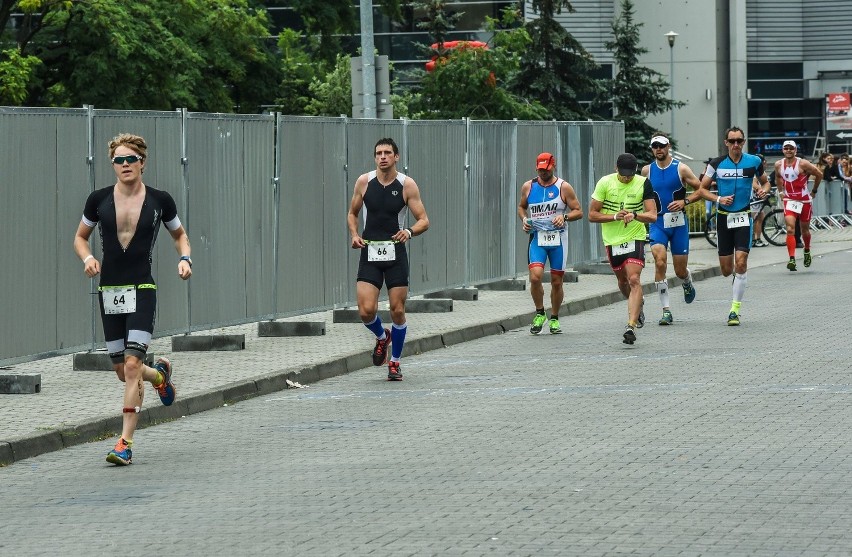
[{"xmin": 665, "ymin": 31, "xmax": 678, "ymax": 137}]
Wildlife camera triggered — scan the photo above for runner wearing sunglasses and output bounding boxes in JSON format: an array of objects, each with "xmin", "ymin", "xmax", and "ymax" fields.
[
  {"xmin": 73, "ymin": 133, "xmax": 192, "ymax": 465},
  {"xmin": 697, "ymin": 126, "xmax": 770, "ymax": 326}
]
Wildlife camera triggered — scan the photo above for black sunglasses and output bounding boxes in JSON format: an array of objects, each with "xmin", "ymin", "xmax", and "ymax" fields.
[
  {"xmin": 112, "ymin": 155, "xmax": 143, "ymax": 165},
  {"xmin": 726, "ymin": 138, "xmax": 745, "ymax": 145},
  {"xmin": 650, "ymin": 143, "xmax": 667, "ymax": 149}
]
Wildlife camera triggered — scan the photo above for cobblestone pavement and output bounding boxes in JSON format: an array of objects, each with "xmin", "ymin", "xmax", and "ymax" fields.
[{"xmin": 2, "ymin": 233, "xmax": 852, "ymax": 555}]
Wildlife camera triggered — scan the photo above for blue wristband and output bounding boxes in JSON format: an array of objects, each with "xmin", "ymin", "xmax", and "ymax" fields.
[{"xmin": 180, "ymin": 255, "xmax": 192, "ymax": 267}]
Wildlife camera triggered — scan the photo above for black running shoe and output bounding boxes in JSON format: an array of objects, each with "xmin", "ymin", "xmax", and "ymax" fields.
[
  {"xmin": 623, "ymin": 325, "xmax": 636, "ymax": 345},
  {"xmin": 372, "ymin": 329, "xmax": 391, "ymax": 366}
]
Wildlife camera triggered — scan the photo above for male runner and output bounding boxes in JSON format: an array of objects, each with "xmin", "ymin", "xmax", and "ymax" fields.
[
  {"xmin": 589, "ymin": 153, "xmax": 658, "ymax": 344},
  {"xmin": 518, "ymin": 152, "xmax": 583, "ymax": 334},
  {"xmin": 348, "ymin": 138, "xmax": 429, "ymax": 381},
  {"xmin": 697, "ymin": 126, "xmax": 770, "ymax": 325},
  {"xmin": 640, "ymin": 134, "xmax": 702, "ymax": 325},
  {"xmin": 774, "ymin": 140, "xmax": 823, "ymax": 271},
  {"xmin": 73, "ymin": 133, "xmax": 191, "ymax": 465}
]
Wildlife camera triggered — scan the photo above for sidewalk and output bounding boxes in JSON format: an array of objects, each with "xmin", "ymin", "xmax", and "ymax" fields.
[{"xmin": 3, "ymin": 229, "xmax": 851, "ymax": 466}]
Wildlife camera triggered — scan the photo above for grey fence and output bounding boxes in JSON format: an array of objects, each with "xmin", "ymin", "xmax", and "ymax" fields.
[{"xmin": 0, "ymin": 107, "xmax": 623, "ymax": 365}]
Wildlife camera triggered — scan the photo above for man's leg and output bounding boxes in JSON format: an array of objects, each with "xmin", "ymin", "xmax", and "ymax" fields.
[
  {"xmin": 651, "ymin": 244, "xmax": 672, "ymax": 324},
  {"xmin": 801, "ymin": 206, "xmax": 813, "ymax": 267},
  {"xmin": 548, "ymin": 272, "xmax": 565, "ymax": 333},
  {"xmin": 357, "ymin": 281, "xmax": 390, "ymax": 366},
  {"xmin": 785, "ymin": 213, "xmax": 798, "ymax": 270},
  {"xmin": 528, "ymin": 265, "xmax": 547, "ymax": 334},
  {"xmin": 727, "ymin": 250, "xmax": 749, "ymax": 325},
  {"xmin": 387, "ymin": 286, "xmax": 409, "ymax": 381}
]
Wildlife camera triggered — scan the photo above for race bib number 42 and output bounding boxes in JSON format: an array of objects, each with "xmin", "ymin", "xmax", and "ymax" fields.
[
  {"xmin": 726, "ymin": 212, "xmax": 749, "ymax": 229},
  {"xmin": 367, "ymin": 242, "xmax": 396, "ymax": 262},
  {"xmin": 101, "ymin": 286, "xmax": 136, "ymax": 315},
  {"xmin": 612, "ymin": 240, "xmax": 635, "ymax": 256},
  {"xmin": 537, "ymin": 230, "xmax": 561, "ymax": 247}
]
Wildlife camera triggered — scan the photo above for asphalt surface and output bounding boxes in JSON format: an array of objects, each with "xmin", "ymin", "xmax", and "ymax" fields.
[{"xmin": 2, "ymin": 232, "xmax": 852, "ymax": 555}]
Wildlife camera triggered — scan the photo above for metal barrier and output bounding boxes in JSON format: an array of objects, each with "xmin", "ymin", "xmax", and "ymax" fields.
[{"xmin": 0, "ymin": 107, "xmax": 623, "ymax": 364}]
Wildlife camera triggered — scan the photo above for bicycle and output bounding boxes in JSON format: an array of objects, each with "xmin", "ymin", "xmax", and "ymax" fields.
[{"xmin": 704, "ymin": 188, "xmax": 784, "ymax": 247}]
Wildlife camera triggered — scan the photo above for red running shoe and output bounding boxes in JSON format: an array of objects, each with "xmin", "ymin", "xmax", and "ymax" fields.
[{"xmin": 387, "ymin": 360, "xmax": 403, "ymax": 381}]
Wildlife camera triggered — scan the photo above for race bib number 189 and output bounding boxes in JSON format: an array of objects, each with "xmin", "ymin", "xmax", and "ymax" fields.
[
  {"xmin": 102, "ymin": 286, "xmax": 136, "ymax": 315},
  {"xmin": 537, "ymin": 230, "xmax": 560, "ymax": 247}
]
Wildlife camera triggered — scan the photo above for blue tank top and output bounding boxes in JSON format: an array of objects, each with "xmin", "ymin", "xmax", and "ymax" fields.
[
  {"xmin": 649, "ymin": 159, "xmax": 685, "ymax": 219},
  {"xmin": 526, "ymin": 178, "xmax": 566, "ymax": 233},
  {"xmin": 706, "ymin": 153, "xmax": 764, "ymax": 213}
]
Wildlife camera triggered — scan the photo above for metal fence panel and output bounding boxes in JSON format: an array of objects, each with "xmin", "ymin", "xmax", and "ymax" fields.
[
  {"xmin": 0, "ymin": 108, "xmax": 623, "ymax": 364},
  {"xmin": 467, "ymin": 121, "xmax": 517, "ymax": 283},
  {"xmin": 405, "ymin": 120, "xmax": 468, "ymax": 292},
  {"xmin": 276, "ymin": 116, "xmax": 352, "ymax": 313}
]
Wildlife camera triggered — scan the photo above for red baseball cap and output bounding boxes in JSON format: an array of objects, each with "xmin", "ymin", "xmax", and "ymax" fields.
[{"xmin": 536, "ymin": 152, "xmax": 555, "ymax": 170}]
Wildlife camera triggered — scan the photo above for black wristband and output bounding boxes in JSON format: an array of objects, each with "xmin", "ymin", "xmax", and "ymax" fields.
[
  {"xmin": 180, "ymin": 255, "xmax": 192, "ymax": 268},
  {"xmin": 684, "ymin": 198, "xmax": 691, "ymax": 206}
]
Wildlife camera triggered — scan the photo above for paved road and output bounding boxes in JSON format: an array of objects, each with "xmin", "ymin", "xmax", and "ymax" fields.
[{"xmin": 3, "ymin": 246, "xmax": 852, "ymax": 556}]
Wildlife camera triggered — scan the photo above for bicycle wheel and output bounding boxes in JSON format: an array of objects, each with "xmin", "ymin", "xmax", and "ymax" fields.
[
  {"xmin": 762, "ymin": 209, "xmax": 787, "ymax": 246},
  {"xmin": 704, "ymin": 210, "xmax": 717, "ymax": 247}
]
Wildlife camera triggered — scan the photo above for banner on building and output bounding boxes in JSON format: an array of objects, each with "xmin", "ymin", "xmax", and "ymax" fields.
[{"xmin": 826, "ymin": 93, "xmax": 852, "ymax": 142}]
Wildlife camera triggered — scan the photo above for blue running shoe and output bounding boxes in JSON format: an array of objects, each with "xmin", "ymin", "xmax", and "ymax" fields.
[
  {"xmin": 682, "ymin": 281, "xmax": 696, "ymax": 304},
  {"xmin": 154, "ymin": 357, "xmax": 176, "ymax": 406},
  {"xmin": 106, "ymin": 438, "xmax": 132, "ymax": 466}
]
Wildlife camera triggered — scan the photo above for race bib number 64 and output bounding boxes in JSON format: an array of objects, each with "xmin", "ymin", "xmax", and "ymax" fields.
[{"xmin": 101, "ymin": 286, "xmax": 136, "ymax": 315}]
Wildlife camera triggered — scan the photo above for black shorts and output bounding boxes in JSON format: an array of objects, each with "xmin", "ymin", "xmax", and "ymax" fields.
[
  {"xmin": 716, "ymin": 211, "xmax": 752, "ymax": 257},
  {"xmin": 98, "ymin": 285, "xmax": 157, "ymax": 363},
  {"xmin": 357, "ymin": 245, "xmax": 409, "ymax": 290},
  {"xmin": 606, "ymin": 240, "xmax": 646, "ymax": 271}
]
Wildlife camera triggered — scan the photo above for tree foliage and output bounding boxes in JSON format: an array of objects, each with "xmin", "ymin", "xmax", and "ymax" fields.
[
  {"xmin": 512, "ymin": 0, "xmax": 600, "ymax": 121},
  {"xmin": 275, "ymin": 28, "xmax": 325, "ymax": 115},
  {"xmin": 0, "ymin": 47, "xmax": 41, "ymax": 104},
  {"xmin": 595, "ymin": 0, "xmax": 685, "ymax": 158},
  {"xmin": 304, "ymin": 53, "xmax": 352, "ymax": 117},
  {"xmin": 405, "ymin": 7, "xmax": 547, "ymax": 120},
  {"xmin": 415, "ymin": 0, "xmax": 462, "ymax": 51},
  {"xmin": 5, "ymin": 0, "xmax": 280, "ymax": 112}
]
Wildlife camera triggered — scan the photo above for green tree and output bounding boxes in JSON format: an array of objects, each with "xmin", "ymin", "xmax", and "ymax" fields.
[
  {"xmin": 512, "ymin": 0, "xmax": 599, "ymax": 120},
  {"xmin": 0, "ymin": 47, "xmax": 41, "ymax": 104},
  {"xmin": 415, "ymin": 0, "xmax": 462, "ymax": 52},
  {"xmin": 406, "ymin": 7, "xmax": 547, "ymax": 120},
  {"xmin": 595, "ymin": 0, "xmax": 684, "ymax": 159},
  {"xmin": 275, "ymin": 28, "xmax": 325, "ymax": 115},
  {"xmin": 304, "ymin": 53, "xmax": 352, "ymax": 117},
  {"xmin": 16, "ymin": 0, "xmax": 279, "ymax": 112}
]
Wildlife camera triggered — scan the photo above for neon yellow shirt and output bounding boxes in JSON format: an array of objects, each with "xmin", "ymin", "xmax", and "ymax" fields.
[{"xmin": 591, "ymin": 173, "xmax": 655, "ymax": 246}]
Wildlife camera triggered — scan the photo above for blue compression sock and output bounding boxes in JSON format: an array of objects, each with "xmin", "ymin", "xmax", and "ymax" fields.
[
  {"xmin": 390, "ymin": 322, "xmax": 407, "ymax": 360},
  {"xmin": 364, "ymin": 316, "xmax": 386, "ymax": 338}
]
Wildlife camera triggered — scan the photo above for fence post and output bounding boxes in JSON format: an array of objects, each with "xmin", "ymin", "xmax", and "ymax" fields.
[
  {"xmin": 270, "ymin": 112, "xmax": 282, "ymax": 319},
  {"xmin": 85, "ymin": 104, "xmax": 96, "ymax": 352},
  {"xmin": 179, "ymin": 108, "xmax": 191, "ymax": 335}
]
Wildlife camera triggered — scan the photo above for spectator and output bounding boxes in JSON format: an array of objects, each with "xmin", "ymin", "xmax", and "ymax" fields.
[{"xmin": 837, "ymin": 154, "xmax": 852, "ymax": 214}]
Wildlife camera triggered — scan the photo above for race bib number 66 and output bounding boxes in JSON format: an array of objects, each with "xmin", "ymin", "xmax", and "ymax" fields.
[{"xmin": 367, "ymin": 242, "xmax": 396, "ymax": 262}]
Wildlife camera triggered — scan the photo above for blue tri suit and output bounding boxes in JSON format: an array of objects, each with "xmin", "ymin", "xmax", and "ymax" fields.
[{"xmin": 648, "ymin": 160, "xmax": 688, "ymax": 255}]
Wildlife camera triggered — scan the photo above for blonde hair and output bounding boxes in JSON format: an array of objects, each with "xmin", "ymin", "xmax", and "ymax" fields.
[{"xmin": 108, "ymin": 133, "xmax": 148, "ymax": 160}]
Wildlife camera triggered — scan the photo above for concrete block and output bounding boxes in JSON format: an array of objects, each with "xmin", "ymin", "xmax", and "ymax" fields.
[
  {"xmin": 223, "ymin": 380, "xmax": 259, "ymax": 403},
  {"xmin": 475, "ymin": 279, "xmax": 526, "ymax": 291},
  {"xmin": 573, "ymin": 262, "xmax": 612, "ymax": 275},
  {"xmin": 541, "ymin": 271, "xmax": 579, "ymax": 283},
  {"xmin": 60, "ymin": 417, "xmax": 122, "ymax": 449},
  {"xmin": 73, "ymin": 351, "xmax": 154, "ymax": 371},
  {"xmin": 424, "ymin": 288, "xmax": 479, "ymax": 301},
  {"xmin": 0, "ymin": 442, "xmax": 13, "ymax": 466},
  {"xmin": 0, "ymin": 373, "xmax": 41, "ymax": 394},
  {"xmin": 9, "ymin": 431, "xmax": 64, "ymax": 462},
  {"xmin": 172, "ymin": 334, "xmax": 245, "ymax": 351},
  {"xmin": 334, "ymin": 309, "xmax": 390, "ymax": 323},
  {"xmin": 258, "ymin": 321, "xmax": 326, "ymax": 337},
  {"xmin": 333, "ymin": 299, "xmax": 452, "ymax": 323}
]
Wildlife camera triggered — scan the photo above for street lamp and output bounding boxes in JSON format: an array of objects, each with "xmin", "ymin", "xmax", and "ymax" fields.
[{"xmin": 665, "ymin": 31, "xmax": 678, "ymax": 137}]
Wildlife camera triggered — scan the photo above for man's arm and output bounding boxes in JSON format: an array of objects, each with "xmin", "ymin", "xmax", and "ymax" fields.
[
  {"xmin": 802, "ymin": 160, "xmax": 823, "ymax": 194},
  {"xmin": 399, "ymin": 177, "xmax": 429, "ymax": 243},
  {"xmin": 674, "ymin": 164, "xmax": 703, "ymax": 211},
  {"xmin": 74, "ymin": 221, "xmax": 100, "ymax": 278},
  {"xmin": 168, "ymin": 226, "xmax": 192, "ymax": 280},
  {"xmin": 560, "ymin": 182, "xmax": 583, "ymax": 223},
  {"xmin": 518, "ymin": 180, "xmax": 532, "ymax": 232},
  {"xmin": 347, "ymin": 174, "xmax": 368, "ymax": 248}
]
